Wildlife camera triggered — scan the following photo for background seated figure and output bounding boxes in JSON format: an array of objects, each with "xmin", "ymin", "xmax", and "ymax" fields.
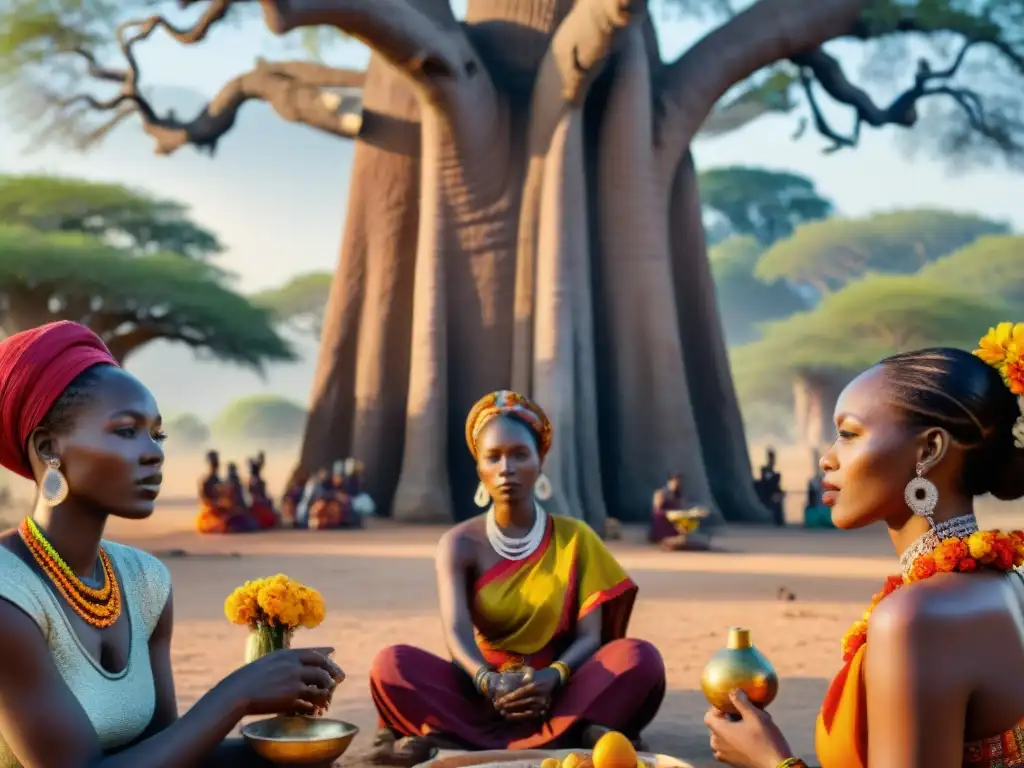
[{"xmin": 369, "ymin": 391, "xmax": 665, "ymax": 765}]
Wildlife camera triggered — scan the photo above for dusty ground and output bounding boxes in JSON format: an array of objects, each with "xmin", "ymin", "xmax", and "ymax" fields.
[
  {"xmin": 3, "ymin": 447, "xmax": 1020, "ymax": 766},
  {"xmin": 100, "ymin": 499, "xmax": 1021, "ymax": 768}
]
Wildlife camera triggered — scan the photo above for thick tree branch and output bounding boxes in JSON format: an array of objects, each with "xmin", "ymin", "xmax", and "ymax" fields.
[
  {"xmin": 655, "ymin": 0, "xmax": 864, "ymax": 167},
  {"xmin": 180, "ymin": 0, "xmax": 477, "ymax": 99},
  {"xmin": 58, "ymin": 44, "xmax": 366, "ymax": 153},
  {"xmin": 793, "ymin": 41, "xmax": 1016, "ymax": 154},
  {"xmin": 543, "ymin": 0, "xmax": 647, "ymax": 106}
]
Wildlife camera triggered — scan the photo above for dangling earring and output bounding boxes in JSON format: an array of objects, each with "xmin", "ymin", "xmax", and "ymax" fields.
[
  {"xmin": 40, "ymin": 457, "xmax": 69, "ymax": 507},
  {"xmin": 534, "ymin": 473, "xmax": 552, "ymax": 501},
  {"xmin": 474, "ymin": 482, "xmax": 490, "ymax": 508},
  {"xmin": 904, "ymin": 462, "xmax": 937, "ymax": 524}
]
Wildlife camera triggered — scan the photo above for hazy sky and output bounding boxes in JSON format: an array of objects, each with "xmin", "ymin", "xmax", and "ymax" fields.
[{"xmin": 1, "ymin": 1, "xmax": 1021, "ymax": 418}]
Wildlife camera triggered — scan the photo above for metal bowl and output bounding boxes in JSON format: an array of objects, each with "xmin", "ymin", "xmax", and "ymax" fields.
[{"xmin": 241, "ymin": 715, "xmax": 359, "ymax": 765}]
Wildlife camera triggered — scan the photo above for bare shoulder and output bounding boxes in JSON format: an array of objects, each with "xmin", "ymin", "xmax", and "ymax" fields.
[
  {"xmin": 869, "ymin": 572, "xmax": 1009, "ymax": 663},
  {"xmin": 436, "ymin": 518, "xmax": 484, "ymax": 567}
]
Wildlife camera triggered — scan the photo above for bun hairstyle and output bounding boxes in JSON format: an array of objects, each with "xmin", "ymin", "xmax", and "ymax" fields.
[{"xmin": 878, "ymin": 348, "xmax": 1024, "ymax": 501}]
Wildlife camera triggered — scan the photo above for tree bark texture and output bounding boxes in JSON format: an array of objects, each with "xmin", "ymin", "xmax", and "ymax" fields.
[{"xmin": 284, "ymin": 0, "xmax": 868, "ymax": 525}]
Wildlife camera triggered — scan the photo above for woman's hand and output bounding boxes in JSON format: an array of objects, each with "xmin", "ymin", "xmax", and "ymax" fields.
[
  {"xmin": 703, "ymin": 691, "xmax": 794, "ymax": 768},
  {"xmin": 494, "ymin": 667, "xmax": 561, "ymax": 722},
  {"xmin": 225, "ymin": 647, "xmax": 345, "ymax": 716}
]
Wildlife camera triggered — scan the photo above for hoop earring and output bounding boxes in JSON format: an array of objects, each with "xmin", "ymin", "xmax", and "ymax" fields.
[
  {"xmin": 474, "ymin": 482, "xmax": 490, "ymax": 508},
  {"xmin": 904, "ymin": 462, "xmax": 937, "ymax": 524},
  {"xmin": 534, "ymin": 473, "xmax": 552, "ymax": 501},
  {"xmin": 40, "ymin": 457, "xmax": 69, "ymax": 507}
]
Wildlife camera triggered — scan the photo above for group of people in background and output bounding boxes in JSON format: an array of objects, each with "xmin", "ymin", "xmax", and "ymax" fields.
[{"xmin": 195, "ymin": 451, "xmax": 375, "ymax": 534}]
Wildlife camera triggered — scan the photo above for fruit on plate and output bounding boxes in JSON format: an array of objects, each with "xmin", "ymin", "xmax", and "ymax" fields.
[{"xmin": 592, "ymin": 731, "xmax": 637, "ymax": 768}]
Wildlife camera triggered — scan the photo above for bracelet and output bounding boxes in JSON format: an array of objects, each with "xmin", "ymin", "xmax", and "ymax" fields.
[
  {"xmin": 775, "ymin": 759, "xmax": 807, "ymax": 768},
  {"xmin": 549, "ymin": 661, "xmax": 571, "ymax": 685}
]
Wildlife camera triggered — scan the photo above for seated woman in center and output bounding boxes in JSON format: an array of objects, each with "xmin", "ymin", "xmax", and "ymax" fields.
[{"xmin": 370, "ymin": 390, "xmax": 665, "ymax": 764}]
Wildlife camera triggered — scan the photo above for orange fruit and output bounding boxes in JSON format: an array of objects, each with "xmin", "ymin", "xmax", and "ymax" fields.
[
  {"xmin": 561, "ymin": 754, "xmax": 582, "ymax": 768},
  {"xmin": 592, "ymin": 732, "xmax": 637, "ymax": 768},
  {"xmin": 541, "ymin": 758, "xmax": 560, "ymax": 768}
]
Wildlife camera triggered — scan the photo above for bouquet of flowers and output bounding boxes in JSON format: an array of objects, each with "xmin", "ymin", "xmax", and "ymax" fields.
[{"xmin": 224, "ymin": 573, "xmax": 327, "ymax": 662}]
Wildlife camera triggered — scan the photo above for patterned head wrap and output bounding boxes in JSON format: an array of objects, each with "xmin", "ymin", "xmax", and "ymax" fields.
[{"xmin": 465, "ymin": 390, "xmax": 552, "ymax": 460}]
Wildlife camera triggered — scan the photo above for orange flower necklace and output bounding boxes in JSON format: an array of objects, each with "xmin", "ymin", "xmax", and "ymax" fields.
[
  {"xmin": 841, "ymin": 521, "xmax": 1024, "ymax": 662},
  {"xmin": 18, "ymin": 517, "xmax": 122, "ymax": 628}
]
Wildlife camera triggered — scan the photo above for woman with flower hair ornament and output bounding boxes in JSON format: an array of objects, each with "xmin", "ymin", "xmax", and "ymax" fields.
[
  {"xmin": 369, "ymin": 390, "xmax": 666, "ymax": 765},
  {"xmin": 705, "ymin": 322, "xmax": 1024, "ymax": 768}
]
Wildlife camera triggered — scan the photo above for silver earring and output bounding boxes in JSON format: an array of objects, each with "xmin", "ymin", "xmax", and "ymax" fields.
[
  {"xmin": 474, "ymin": 482, "xmax": 490, "ymax": 508},
  {"xmin": 534, "ymin": 473, "xmax": 552, "ymax": 501},
  {"xmin": 41, "ymin": 457, "xmax": 69, "ymax": 507},
  {"xmin": 904, "ymin": 462, "xmax": 937, "ymax": 523}
]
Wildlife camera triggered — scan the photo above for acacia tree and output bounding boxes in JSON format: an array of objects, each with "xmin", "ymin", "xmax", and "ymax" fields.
[
  {"xmin": 0, "ymin": 225, "xmax": 294, "ymax": 366},
  {"xmin": 254, "ymin": 271, "xmax": 333, "ymax": 337},
  {"xmin": 731, "ymin": 274, "xmax": 1006, "ymax": 446},
  {"xmin": 918, "ymin": 235, "xmax": 1024, "ymax": 314},
  {"xmin": 710, "ymin": 235, "xmax": 806, "ymax": 345},
  {"xmin": 4, "ymin": 0, "xmax": 1022, "ymax": 524},
  {"xmin": 699, "ymin": 166, "xmax": 834, "ymax": 246},
  {"xmin": 757, "ymin": 208, "xmax": 1009, "ymax": 295}
]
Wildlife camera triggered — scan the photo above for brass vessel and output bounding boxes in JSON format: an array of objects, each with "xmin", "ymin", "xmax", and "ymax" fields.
[
  {"xmin": 700, "ymin": 627, "xmax": 778, "ymax": 715},
  {"xmin": 241, "ymin": 716, "xmax": 358, "ymax": 764}
]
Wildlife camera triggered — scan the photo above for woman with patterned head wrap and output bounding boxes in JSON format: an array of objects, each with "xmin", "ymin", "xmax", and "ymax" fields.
[
  {"xmin": 0, "ymin": 321, "xmax": 343, "ymax": 766},
  {"xmin": 369, "ymin": 390, "xmax": 666, "ymax": 765}
]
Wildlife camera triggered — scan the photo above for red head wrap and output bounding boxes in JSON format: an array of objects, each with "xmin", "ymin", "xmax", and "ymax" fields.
[{"xmin": 0, "ymin": 321, "xmax": 118, "ymax": 479}]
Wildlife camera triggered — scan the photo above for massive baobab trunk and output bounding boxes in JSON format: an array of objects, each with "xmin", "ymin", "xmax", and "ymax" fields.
[
  {"xmin": 289, "ymin": 0, "xmax": 866, "ymax": 525},
  {"xmin": 114, "ymin": 0, "xmax": 865, "ymax": 525}
]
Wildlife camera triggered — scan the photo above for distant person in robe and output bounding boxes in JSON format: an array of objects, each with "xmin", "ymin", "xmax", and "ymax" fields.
[
  {"xmin": 194, "ymin": 451, "xmax": 253, "ymax": 534},
  {"xmin": 247, "ymin": 457, "xmax": 278, "ymax": 529}
]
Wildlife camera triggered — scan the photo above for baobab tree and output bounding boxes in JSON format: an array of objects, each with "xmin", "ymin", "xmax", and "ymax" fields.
[{"xmin": 3, "ymin": 0, "xmax": 1021, "ymax": 525}]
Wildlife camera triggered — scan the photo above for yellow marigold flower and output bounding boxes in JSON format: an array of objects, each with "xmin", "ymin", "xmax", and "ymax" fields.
[
  {"xmin": 298, "ymin": 586, "xmax": 326, "ymax": 629},
  {"xmin": 967, "ymin": 531, "xmax": 995, "ymax": 563},
  {"xmin": 224, "ymin": 583, "xmax": 260, "ymax": 625},
  {"xmin": 975, "ymin": 322, "xmax": 1024, "ymax": 369}
]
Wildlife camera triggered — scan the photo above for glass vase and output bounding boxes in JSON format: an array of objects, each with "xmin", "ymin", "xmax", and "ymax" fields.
[{"xmin": 245, "ymin": 622, "xmax": 293, "ymax": 664}]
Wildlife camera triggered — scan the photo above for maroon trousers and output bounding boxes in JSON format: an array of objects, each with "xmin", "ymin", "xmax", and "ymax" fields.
[{"xmin": 369, "ymin": 638, "xmax": 666, "ymax": 749}]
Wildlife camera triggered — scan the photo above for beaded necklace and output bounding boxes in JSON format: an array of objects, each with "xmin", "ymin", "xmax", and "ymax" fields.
[{"xmin": 18, "ymin": 517, "xmax": 122, "ymax": 628}]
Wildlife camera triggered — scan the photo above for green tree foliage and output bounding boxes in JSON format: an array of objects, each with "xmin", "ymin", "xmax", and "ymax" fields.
[
  {"xmin": 0, "ymin": 175, "xmax": 222, "ymax": 259},
  {"xmin": 710, "ymin": 235, "xmax": 806, "ymax": 345},
  {"xmin": 164, "ymin": 413, "xmax": 210, "ymax": 447},
  {"xmin": 252, "ymin": 271, "xmax": 332, "ymax": 337},
  {"xmin": 918, "ymin": 235, "xmax": 1024, "ymax": 315},
  {"xmin": 0, "ymin": 225, "xmax": 294, "ymax": 368},
  {"xmin": 756, "ymin": 209, "xmax": 1009, "ymax": 295},
  {"xmin": 0, "ymin": 174, "xmax": 292, "ymax": 368},
  {"xmin": 731, "ymin": 274, "xmax": 1005, "ymax": 407},
  {"xmin": 212, "ymin": 395, "xmax": 308, "ymax": 445},
  {"xmin": 699, "ymin": 166, "xmax": 834, "ymax": 246}
]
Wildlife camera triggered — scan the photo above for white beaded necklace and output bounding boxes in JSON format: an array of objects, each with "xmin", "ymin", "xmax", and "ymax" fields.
[{"xmin": 485, "ymin": 503, "xmax": 547, "ymax": 561}]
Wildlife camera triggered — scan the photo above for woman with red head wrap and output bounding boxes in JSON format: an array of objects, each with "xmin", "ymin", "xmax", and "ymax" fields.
[
  {"xmin": 0, "ymin": 322, "xmax": 343, "ymax": 766},
  {"xmin": 369, "ymin": 391, "xmax": 665, "ymax": 765}
]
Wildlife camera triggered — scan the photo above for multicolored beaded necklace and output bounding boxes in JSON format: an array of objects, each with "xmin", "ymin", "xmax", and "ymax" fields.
[{"xmin": 18, "ymin": 517, "xmax": 122, "ymax": 628}]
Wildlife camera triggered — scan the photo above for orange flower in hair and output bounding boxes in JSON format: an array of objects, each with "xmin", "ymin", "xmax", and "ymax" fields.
[{"xmin": 1006, "ymin": 359, "xmax": 1024, "ymax": 395}]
